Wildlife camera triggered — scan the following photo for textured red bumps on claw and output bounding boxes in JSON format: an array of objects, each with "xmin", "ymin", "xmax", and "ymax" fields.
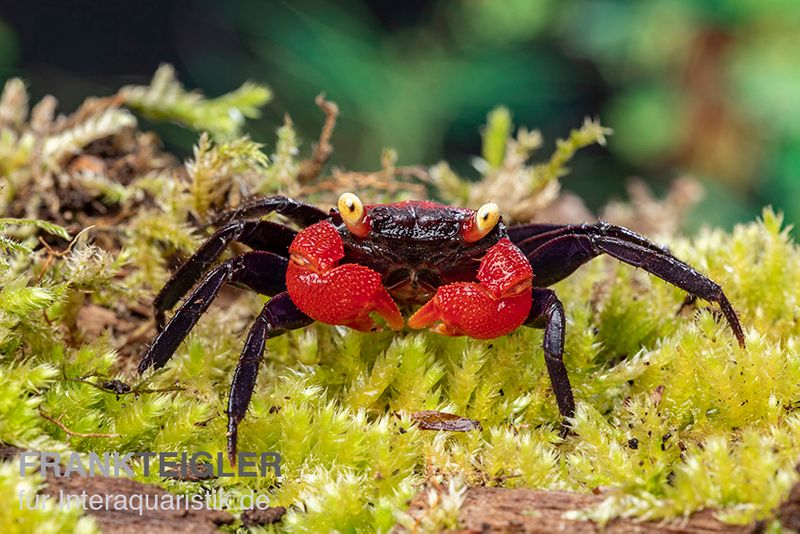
[
  {"xmin": 408, "ymin": 238, "xmax": 533, "ymax": 339},
  {"xmin": 286, "ymin": 221, "xmax": 403, "ymax": 332}
]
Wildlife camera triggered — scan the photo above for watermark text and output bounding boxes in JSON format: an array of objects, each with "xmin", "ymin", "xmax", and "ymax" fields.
[{"xmin": 19, "ymin": 451, "xmax": 282, "ymax": 478}]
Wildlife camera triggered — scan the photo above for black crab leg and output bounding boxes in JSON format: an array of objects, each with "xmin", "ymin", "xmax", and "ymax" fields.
[
  {"xmin": 213, "ymin": 195, "xmax": 329, "ymax": 227},
  {"xmin": 139, "ymin": 251, "xmax": 289, "ymax": 373},
  {"xmin": 507, "ymin": 223, "xmax": 568, "ymax": 243},
  {"xmin": 154, "ymin": 220, "xmax": 296, "ymax": 328},
  {"xmin": 512, "ymin": 222, "xmax": 677, "ymax": 285},
  {"xmin": 513, "ymin": 222, "xmax": 745, "ymax": 347},
  {"xmin": 227, "ymin": 291, "xmax": 312, "ymax": 465},
  {"xmin": 525, "ymin": 288, "xmax": 575, "ymax": 428}
]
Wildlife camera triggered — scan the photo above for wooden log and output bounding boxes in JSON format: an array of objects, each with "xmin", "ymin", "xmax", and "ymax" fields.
[{"xmin": 399, "ymin": 486, "xmax": 776, "ymax": 533}]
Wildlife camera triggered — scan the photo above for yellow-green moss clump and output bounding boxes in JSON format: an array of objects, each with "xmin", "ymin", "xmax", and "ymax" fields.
[{"xmin": 1, "ymin": 71, "xmax": 799, "ymax": 533}]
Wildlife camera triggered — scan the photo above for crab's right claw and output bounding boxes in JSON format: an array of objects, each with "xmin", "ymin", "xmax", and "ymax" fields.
[
  {"xmin": 286, "ymin": 221, "xmax": 403, "ymax": 332},
  {"xmin": 408, "ymin": 238, "xmax": 533, "ymax": 339}
]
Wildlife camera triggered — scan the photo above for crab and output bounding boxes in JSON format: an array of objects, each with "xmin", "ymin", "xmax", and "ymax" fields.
[{"xmin": 138, "ymin": 193, "xmax": 745, "ymax": 464}]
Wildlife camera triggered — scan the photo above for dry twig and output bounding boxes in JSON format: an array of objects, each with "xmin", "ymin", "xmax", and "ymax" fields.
[
  {"xmin": 297, "ymin": 94, "xmax": 339, "ymax": 183},
  {"xmin": 39, "ymin": 409, "xmax": 121, "ymax": 439}
]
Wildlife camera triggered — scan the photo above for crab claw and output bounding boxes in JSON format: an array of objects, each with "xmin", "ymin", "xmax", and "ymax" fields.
[
  {"xmin": 286, "ymin": 221, "xmax": 403, "ymax": 332},
  {"xmin": 408, "ymin": 238, "xmax": 533, "ymax": 339}
]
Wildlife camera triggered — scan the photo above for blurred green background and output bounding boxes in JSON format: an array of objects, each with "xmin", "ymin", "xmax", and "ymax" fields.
[{"xmin": 1, "ymin": 0, "xmax": 798, "ymax": 230}]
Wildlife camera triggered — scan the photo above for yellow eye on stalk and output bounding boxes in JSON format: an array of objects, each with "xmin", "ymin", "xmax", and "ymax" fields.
[
  {"xmin": 476, "ymin": 202, "xmax": 500, "ymax": 233},
  {"xmin": 463, "ymin": 202, "xmax": 500, "ymax": 242},
  {"xmin": 338, "ymin": 192, "xmax": 369, "ymax": 237}
]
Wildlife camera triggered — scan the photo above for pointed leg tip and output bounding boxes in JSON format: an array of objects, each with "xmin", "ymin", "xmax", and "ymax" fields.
[
  {"xmin": 137, "ymin": 352, "xmax": 164, "ymax": 375},
  {"xmin": 730, "ymin": 318, "xmax": 746, "ymax": 349},
  {"xmin": 227, "ymin": 424, "xmax": 239, "ymax": 467},
  {"xmin": 136, "ymin": 359, "xmax": 150, "ymax": 375},
  {"xmin": 558, "ymin": 420, "xmax": 574, "ymax": 439},
  {"xmin": 716, "ymin": 294, "xmax": 746, "ymax": 349}
]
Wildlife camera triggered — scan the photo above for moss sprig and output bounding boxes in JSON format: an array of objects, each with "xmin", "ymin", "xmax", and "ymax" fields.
[{"xmin": 121, "ymin": 64, "xmax": 271, "ymax": 140}]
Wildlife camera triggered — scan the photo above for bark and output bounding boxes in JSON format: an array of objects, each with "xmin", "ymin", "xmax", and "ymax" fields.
[
  {"xmin": 42, "ymin": 474, "xmax": 235, "ymax": 534},
  {"xmin": 399, "ymin": 486, "xmax": 785, "ymax": 533}
]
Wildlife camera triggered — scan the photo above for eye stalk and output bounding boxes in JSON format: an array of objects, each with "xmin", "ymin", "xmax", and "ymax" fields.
[
  {"xmin": 462, "ymin": 202, "xmax": 500, "ymax": 243},
  {"xmin": 337, "ymin": 192, "xmax": 370, "ymax": 238}
]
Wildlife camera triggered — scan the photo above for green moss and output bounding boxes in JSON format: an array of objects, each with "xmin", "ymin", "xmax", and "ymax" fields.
[
  {"xmin": 1, "ymin": 70, "xmax": 799, "ymax": 532},
  {"xmin": 121, "ymin": 64, "xmax": 271, "ymax": 140},
  {"xmin": 481, "ymin": 106, "xmax": 513, "ymax": 169}
]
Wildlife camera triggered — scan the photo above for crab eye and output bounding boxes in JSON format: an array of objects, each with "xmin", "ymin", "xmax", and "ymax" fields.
[
  {"xmin": 463, "ymin": 202, "xmax": 500, "ymax": 242},
  {"xmin": 337, "ymin": 192, "xmax": 369, "ymax": 237}
]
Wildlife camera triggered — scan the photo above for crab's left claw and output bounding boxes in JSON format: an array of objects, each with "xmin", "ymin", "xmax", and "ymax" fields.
[
  {"xmin": 286, "ymin": 221, "xmax": 403, "ymax": 332},
  {"xmin": 408, "ymin": 238, "xmax": 533, "ymax": 339}
]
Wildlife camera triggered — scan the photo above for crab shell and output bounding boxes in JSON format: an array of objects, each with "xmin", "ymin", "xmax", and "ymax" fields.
[{"xmin": 285, "ymin": 200, "xmax": 533, "ymax": 339}]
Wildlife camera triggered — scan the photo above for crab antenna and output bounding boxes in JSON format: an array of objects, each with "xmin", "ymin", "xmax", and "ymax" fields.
[
  {"xmin": 462, "ymin": 202, "xmax": 500, "ymax": 242},
  {"xmin": 337, "ymin": 192, "xmax": 370, "ymax": 238}
]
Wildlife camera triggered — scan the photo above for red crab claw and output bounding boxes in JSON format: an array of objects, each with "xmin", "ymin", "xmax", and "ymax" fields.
[
  {"xmin": 286, "ymin": 221, "xmax": 403, "ymax": 332},
  {"xmin": 408, "ymin": 238, "xmax": 533, "ymax": 339}
]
